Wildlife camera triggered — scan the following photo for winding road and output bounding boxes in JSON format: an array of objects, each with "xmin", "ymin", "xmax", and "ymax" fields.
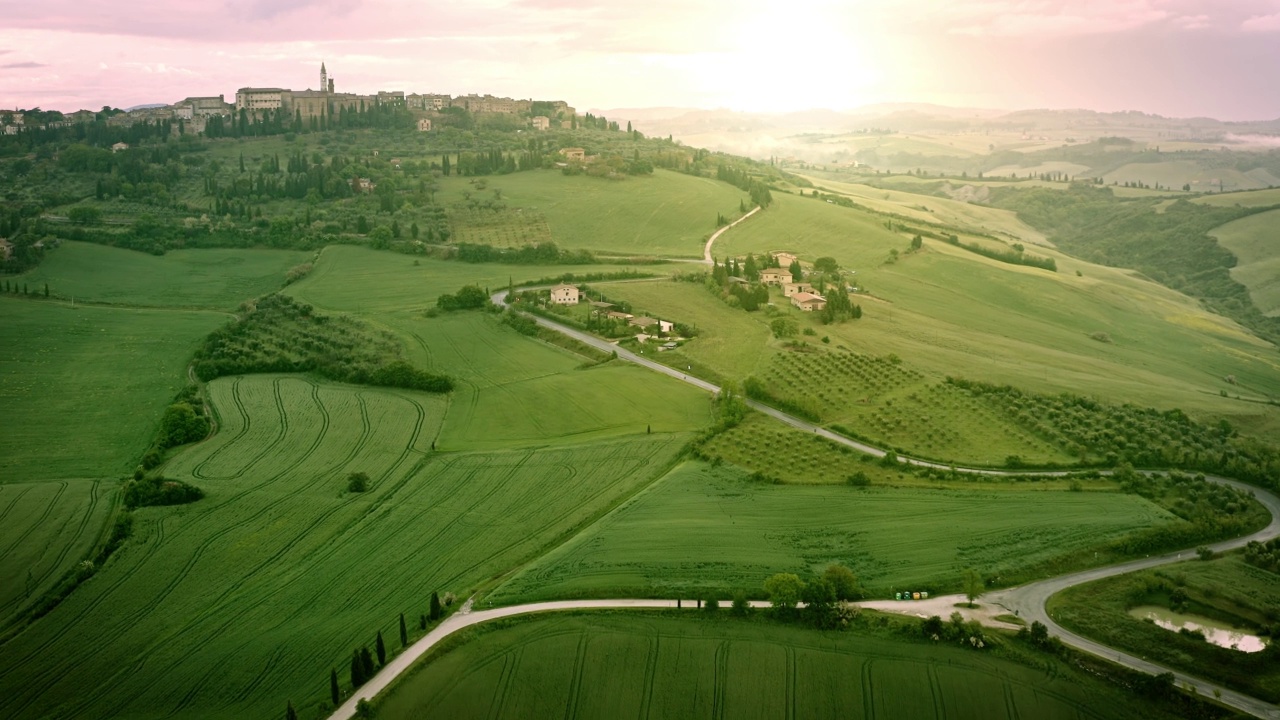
[{"xmin": 329, "ymin": 226, "xmax": 1280, "ymax": 718}]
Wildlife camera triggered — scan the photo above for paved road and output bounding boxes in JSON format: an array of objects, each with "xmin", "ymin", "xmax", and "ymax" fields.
[{"xmin": 483, "ymin": 294, "xmax": 1280, "ymax": 719}]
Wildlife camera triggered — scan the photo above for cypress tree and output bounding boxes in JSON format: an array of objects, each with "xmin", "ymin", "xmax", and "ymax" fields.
[
  {"xmin": 330, "ymin": 668, "xmax": 341, "ymax": 705},
  {"xmin": 360, "ymin": 646, "xmax": 375, "ymax": 678},
  {"xmin": 376, "ymin": 630, "xmax": 386, "ymax": 666},
  {"xmin": 419, "ymin": 614, "xmax": 427, "ymax": 630},
  {"xmin": 399, "ymin": 613, "xmax": 408, "ymax": 647},
  {"xmin": 43, "ymin": 283, "xmax": 48, "ymax": 297},
  {"xmin": 350, "ymin": 650, "xmax": 364, "ymax": 687},
  {"xmin": 286, "ymin": 701, "xmax": 298, "ymax": 720},
  {"xmin": 429, "ymin": 591, "xmax": 442, "ymax": 621}
]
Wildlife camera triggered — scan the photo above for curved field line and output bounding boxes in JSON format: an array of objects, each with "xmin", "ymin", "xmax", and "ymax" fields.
[
  {"xmin": 786, "ymin": 645, "xmax": 797, "ymax": 720},
  {"xmin": 561, "ymin": 634, "xmax": 587, "ymax": 720},
  {"xmin": 490, "ymin": 647, "xmax": 519, "ymax": 720},
  {"xmin": 860, "ymin": 659, "xmax": 875, "ymax": 720},
  {"xmin": 26, "ymin": 479, "xmax": 102, "ymax": 602},
  {"xmin": 639, "ymin": 634, "xmax": 659, "ymax": 720},
  {"xmin": 191, "ymin": 377, "xmax": 253, "ymax": 480},
  {"xmin": 0, "ymin": 482, "xmax": 67, "ymax": 560},
  {"xmin": 712, "ymin": 640, "xmax": 729, "ymax": 720},
  {"xmin": 0, "ymin": 485, "xmax": 35, "ymax": 531}
]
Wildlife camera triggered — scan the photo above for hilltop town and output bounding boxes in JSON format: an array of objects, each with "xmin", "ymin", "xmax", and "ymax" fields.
[{"xmin": 1, "ymin": 63, "xmax": 575, "ymax": 136}]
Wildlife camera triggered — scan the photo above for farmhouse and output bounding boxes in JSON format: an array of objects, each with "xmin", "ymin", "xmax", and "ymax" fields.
[
  {"xmin": 773, "ymin": 252, "xmax": 797, "ymax": 267},
  {"xmin": 630, "ymin": 317, "xmax": 674, "ymax": 334},
  {"xmin": 550, "ymin": 284, "xmax": 580, "ymax": 305},
  {"xmin": 790, "ymin": 292, "xmax": 827, "ymax": 312},
  {"xmin": 783, "ymin": 282, "xmax": 814, "ymax": 298},
  {"xmin": 759, "ymin": 268, "xmax": 793, "ymax": 286},
  {"xmin": 531, "ymin": 116, "xmax": 550, "ymax": 131},
  {"xmin": 607, "ymin": 311, "xmax": 634, "ymax": 321},
  {"xmin": 417, "ymin": 118, "xmax": 433, "ymax": 132},
  {"xmin": 111, "ymin": 142, "xmax": 129, "ymax": 152},
  {"xmin": 559, "ymin": 147, "xmax": 586, "ymax": 162}
]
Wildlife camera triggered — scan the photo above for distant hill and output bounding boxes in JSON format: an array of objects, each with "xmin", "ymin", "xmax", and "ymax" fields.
[{"xmin": 123, "ymin": 103, "xmax": 167, "ymax": 112}]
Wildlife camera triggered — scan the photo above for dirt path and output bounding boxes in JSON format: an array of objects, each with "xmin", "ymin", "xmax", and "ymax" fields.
[{"xmin": 703, "ymin": 206, "xmax": 761, "ymax": 264}]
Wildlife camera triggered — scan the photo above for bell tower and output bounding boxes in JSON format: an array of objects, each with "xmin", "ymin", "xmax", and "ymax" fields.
[{"xmin": 320, "ymin": 62, "xmax": 328, "ymax": 93}]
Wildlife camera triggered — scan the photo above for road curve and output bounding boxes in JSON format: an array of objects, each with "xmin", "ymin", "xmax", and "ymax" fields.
[
  {"xmin": 483, "ymin": 294, "xmax": 1280, "ymax": 719},
  {"xmin": 703, "ymin": 206, "xmax": 761, "ymax": 264}
]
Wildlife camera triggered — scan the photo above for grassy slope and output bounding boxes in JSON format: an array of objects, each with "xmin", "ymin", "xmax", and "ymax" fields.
[
  {"xmin": 1195, "ymin": 187, "xmax": 1280, "ymax": 209},
  {"xmin": 798, "ymin": 173, "xmax": 1051, "ymax": 246},
  {"xmin": 376, "ymin": 613, "xmax": 1176, "ymax": 720},
  {"xmin": 492, "ymin": 461, "xmax": 1175, "ymax": 602},
  {"xmin": 16, "ymin": 242, "xmax": 312, "ymax": 310},
  {"xmin": 0, "ymin": 376, "xmax": 691, "ymax": 720},
  {"xmin": 433, "ymin": 168, "xmax": 748, "ymax": 257},
  {"xmin": 1209, "ymin": 208, "xmax": 1280, "ymax": 316},
  {"xmin": 0, "ymin": 297, "xmax": 228, "ymax": 482},
  {"xmin": 286, "ymin": 247, "xmax": 712, "ymax": 450},
  {"xmin": 1104, "ymin": 161, "xmax": 1276, "ymax": 192},
  {"xmin": 704, "ymin": 192, "xmax": 1280, "ymax": 435}
]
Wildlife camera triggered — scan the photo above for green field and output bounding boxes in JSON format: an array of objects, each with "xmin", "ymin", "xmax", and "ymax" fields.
[
  {"xmin": 0, "ymin": 298, "xmax": 228, "ymax": 483},
  {"xmin": 491, "ymin": 461, "xmax": 1176, "ymax": 602},
  {"xmin": 1210, "ymin": 208, "xmax": 1280, "ymax": 316},
  {"xmin": 1194, "ymin": 187, "xmax": 1280, "ymax": 208},
  {"xmin": 397, "ymin": 312, "xmax": 712, "ymax": 450},
  {"xmin": 0, "ymin": 479, "xmax": 113, "ymax": 629},
  {"xmin": 0, "ymin": 375, "xmax": 691, "ymax": 720},
  {"xmin": 1050, "ymin": 553, "xmax": 1280, "ymax": 702},
  {"xmin": 377, "ymin": 613, "xmax": 1181, "ymax": 720},
  {"xmin": 17, "ymin": 241, "xmax": 312, "ymax": 310},
  {"xmin": 286, "ymin": 244, "xmax": 662, "ymax": 315},
  {"xmin": 1103, "ymin": 161, "xmax": 1279, "ymax": 193},
  {"xmin": 433, "ymin": 168, "xmax": 748, "ymax": 257}
]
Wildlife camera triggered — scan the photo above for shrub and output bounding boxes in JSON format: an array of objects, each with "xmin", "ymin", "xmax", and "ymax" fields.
[
  {"xmin": 347, "ymin": 472, "xmax": 370, "ymax": 493},
  {"xmin": 123, "ymin": 475, "xmax": 204, "ymax": 509}
]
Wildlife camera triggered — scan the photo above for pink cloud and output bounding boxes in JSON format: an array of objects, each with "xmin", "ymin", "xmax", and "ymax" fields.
[{"xmin": 1242, "ymin": 12, "xmax": 1280, "ymax": 30}]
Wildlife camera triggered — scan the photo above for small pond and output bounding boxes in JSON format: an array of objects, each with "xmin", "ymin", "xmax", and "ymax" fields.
[{"xmin": 1129, "ymin": 605, "xmax": 1268, "ymax": 653}]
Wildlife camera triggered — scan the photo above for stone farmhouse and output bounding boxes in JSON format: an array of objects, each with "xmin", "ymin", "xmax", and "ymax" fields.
[
  {"xmin": 773, "ymin": 251, "xmax": 798, "ymax": 267},
  {"xmin": 790, "ymin": 292, "xmax": 827, "ymax": 312},
  {"xmin": 550, "ymin": 284, "xmax": 580, "ymax": 305},
  {"xmin": 559, "ymin": 147, "xmax": 586, "ymax": 162},
  {"xmin": 759, "ymin": 268, "xmax": 793, "ymax": 286}
]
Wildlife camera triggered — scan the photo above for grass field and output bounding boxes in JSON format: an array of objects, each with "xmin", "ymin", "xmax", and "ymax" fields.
[
  {"xmin": 433, "ymin": 169, "xmax": 748, "ymax": 257},
  {"xmin": 286, "ymin": 244, "xmax": 663, "ymax": 315},
  {"xmin": 391, "ymin": 311, "xmax": 713, "ymax": 450},
  {"xmin": 0, "ymin": 297, "xmax": 228, "ymax": 483},
  {"xmin": 798, "ymin": 173, "xmax": 1051, "ymax": 247},
  {"xmin": 0, "ymin": 375, "xmax": 691, "ymax": 720},
  {"xmin": 376, "ymin": 613, "xmax": 1180, "ymax": 720},
  {"xmin": 17, "ymin": 241, "xmax": 312, "ymax": 310},
  {"xmin": 1194, "ymin": 187, "xmax": 1280, "ymax": 208},
  {"xmin": 491, "ymin": 461, "xmax": 1176, "ymax": 602},
  {"xmin": 1050, "ymin": 553, "xmax": 1280, "ymax": 702},
  {"xmin": 1103, "ymin": 161, "xmax": 1279, "ymax": 193},
  {"xmin": 0, "ymin": 479, "xmax": 113, "ymax": 629},
  {"xmin": 1209, "ymin": 208, "xmax": 1280, "ymax": 316}
]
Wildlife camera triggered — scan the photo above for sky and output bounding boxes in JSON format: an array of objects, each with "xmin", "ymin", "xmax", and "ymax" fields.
[{"xmin": 2, "ymin": 0, "xmax": 1279, "ymax": 120}]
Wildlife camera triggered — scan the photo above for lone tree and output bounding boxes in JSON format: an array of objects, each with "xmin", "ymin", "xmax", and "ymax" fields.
[
  {"xmin": 347, "ymin": 472, "xmax": 370, "ymax": 493},
  {"xmin": 375, "ymin": 630, "xmax": 387, "ymax": 666},
  {"xmin": 330, "ymin": 668, "xmax": 341, "ymax": 705},
  {"xmin": 823, "ymin": 564, "xmax": 862, "ymax": 601},
  {"xmin": 429, "ymin": 591, "xmax": 442, "ymax": 621},
  {"xmin": 764, "ymin": 573, "xmax": 805, "ymax": 616},
  {"xmin": 399, "ymin": 612, "xmax": 408, "ymax": 646},
  {"xmin": 962, "ymin": 568, "xmax": 984, "ymax": 607}
]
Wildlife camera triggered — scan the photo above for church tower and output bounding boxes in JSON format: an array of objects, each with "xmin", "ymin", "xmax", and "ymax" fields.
[{"xmin": 320, "ymin": 62, "xmax": 328, "ymax": 93}]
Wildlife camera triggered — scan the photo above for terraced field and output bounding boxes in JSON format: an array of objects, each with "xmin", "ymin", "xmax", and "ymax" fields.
[
  {"xmin": 491, "ymin": 462, "xmax": 1176, "ymax": 602},
  {"xmin": 0, "ymin": 479, "xmax": 113, "ymax": 630},
  {"xmin": 0, "ymin": 375, "xmax": 691, "ymax": 720},
  {"xmin": 376, "ymin": 613, "xmax": 1179, "ymax": 720}
]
